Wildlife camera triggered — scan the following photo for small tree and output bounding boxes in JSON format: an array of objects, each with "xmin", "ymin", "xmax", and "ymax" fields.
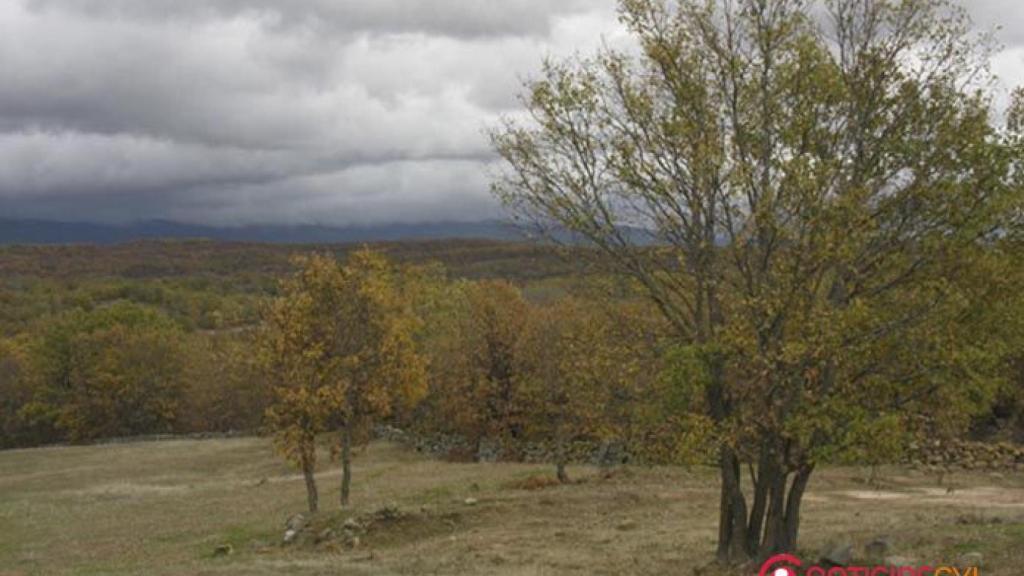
[
  {"xmin": 430, "ymin": 280, "xmax": 531, "ymax": 459},
  {"xmin": 260, "ymin": 250, "xmax": 427, "ymax": 510},
  {"xmin": 517, "ymin": 296, "xmax": 641, "ymax": 482}
]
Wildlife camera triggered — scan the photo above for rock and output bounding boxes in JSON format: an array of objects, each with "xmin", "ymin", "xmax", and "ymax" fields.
[
  {"xmin": 343, "ymin": 517, "xmax": 361, "ymax": 531},
  {"xmin": 957, "ymin": 552, "xmax": 984, "ymax": 568},
  {"xmin": 285, "ymin": 513, "xmax": 307, "ymax": 532},
  {"xmin": 616, "ymin": 519, "xmax": 637, "ymax": 531},
  {"xmin": 464, "ymin": 497, "xmax": 479, "ymax": 506},
  {"xmin": 864, "ymin": 537, "xmax": 892, "ymax": 562},
  {"xmin": 350, "ymin": 536, "xmax": 361, "ymax": 548},
  {"xmin": 374, "ymin": 505, "xmax": 402, "ymax": 521},
  {"xmin": 820, "ymin": 542, "xmax": 854, "ymax": 566},
  {"xmin": 283, "ymin": 512, "xmax": 308, "ymax": 544},
  {"xmin": 213, "ymin": 544, "xmax": 233, "ymax": 557}
]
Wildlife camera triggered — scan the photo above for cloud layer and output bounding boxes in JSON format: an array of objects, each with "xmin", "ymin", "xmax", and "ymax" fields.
[{"xmin": 0, "ymin": 0, "xmax": 1020, "ymax": 225}]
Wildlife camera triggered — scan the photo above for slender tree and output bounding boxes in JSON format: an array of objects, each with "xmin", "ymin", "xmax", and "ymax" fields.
[{"xmin": 260, "ymin": 250, "xmax": 427, "ymax": 509}]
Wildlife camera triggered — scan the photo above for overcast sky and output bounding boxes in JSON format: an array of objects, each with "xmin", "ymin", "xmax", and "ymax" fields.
[{"xmin": 1, "ymin": 0, "xmax": 1022, "ymax": 226}]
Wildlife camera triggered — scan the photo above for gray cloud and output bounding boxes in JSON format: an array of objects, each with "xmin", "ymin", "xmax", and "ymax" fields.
[
  {"xmin": 0, "ymin": 0, "xmax": 1020, "ymax": 226},
  {"xmin": 25, "ymin": 0, "xmax": 607, "ymax": 39}
]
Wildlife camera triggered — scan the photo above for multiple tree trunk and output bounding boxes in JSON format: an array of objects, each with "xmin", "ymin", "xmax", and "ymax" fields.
[{"xmin": 716, "ymin": 444, "xmax": 814, "ymax": 562}]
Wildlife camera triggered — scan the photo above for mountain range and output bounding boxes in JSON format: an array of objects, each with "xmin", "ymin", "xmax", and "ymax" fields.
[{"xmin": 0, "ymin": 219, "xmax": 530, "ymax": 245}]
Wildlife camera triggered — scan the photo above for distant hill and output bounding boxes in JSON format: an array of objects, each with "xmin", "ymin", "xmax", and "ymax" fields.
[{"xmin": 0, "ymin": 219, "xmax": 529, "ymax": 245}]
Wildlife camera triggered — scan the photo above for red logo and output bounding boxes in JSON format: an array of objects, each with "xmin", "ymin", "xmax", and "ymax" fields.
[{"xmin": 759, "ymin": 554, "xmax": 802, "ymax": 576}]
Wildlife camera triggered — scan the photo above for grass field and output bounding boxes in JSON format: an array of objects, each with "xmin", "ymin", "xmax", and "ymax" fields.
[{"xmin": 1, "ymin": 438, "xmax": 1022, "ymax": 575}]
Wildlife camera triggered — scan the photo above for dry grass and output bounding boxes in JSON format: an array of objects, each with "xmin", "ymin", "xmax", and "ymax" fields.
[{"xmin": 1, "ymin": 438, "xmax": 1022, "ymax": 575}]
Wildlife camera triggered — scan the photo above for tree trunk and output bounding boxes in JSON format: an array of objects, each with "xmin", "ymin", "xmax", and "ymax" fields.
[
  {"xmin": 745, "ymin": 447, "xmax": 773, "ymax": 556},
  {"xmin": 555, "ymin": 433, "xmax": 569, "ymax": 483},
  {"xmin": 301, "ymin": 452, "xmax": 318, "ymax": 513},
  {"xmin": 340, "ymin": 425, "xmax": 352, "ymax": 507},
  {"xmin": 756, "ymin": 464, "xmax": 815, "ymax": 558},
  {"xmin": 781, "ymin": 465, "xmax": 813, "ymax": 551},
  {"xmin": 716, "ymin": 446, "xmax": 750, "ymax": 564}
]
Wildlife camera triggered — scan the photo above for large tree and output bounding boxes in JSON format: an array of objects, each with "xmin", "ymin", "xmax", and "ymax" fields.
[{"xmin": 492, "ymin": 0, "xmax": 1023, "ymax": 562}]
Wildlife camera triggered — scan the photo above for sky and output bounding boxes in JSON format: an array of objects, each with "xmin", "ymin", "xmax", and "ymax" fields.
[{"xmin": 0, "ymin": 0, "xmax": 1022, "ymax": 227}]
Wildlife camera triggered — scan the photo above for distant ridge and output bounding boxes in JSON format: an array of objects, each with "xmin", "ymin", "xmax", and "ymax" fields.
[{"xmin": 0, "ymin": 219, "xmax": 528, "ymax": 245}]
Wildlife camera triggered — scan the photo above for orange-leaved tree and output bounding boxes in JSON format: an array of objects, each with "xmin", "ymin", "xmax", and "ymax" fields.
[
  {"xmin": 429, "ymin": 279, "xmax": 531, "ymax": 460},
  {"xmin": 516, "ymin": 296, "xmax": 643, "ymax": 482},
  {"xmin": 259, "ymin": 249, "xmax": 427, "ymax": 510}
]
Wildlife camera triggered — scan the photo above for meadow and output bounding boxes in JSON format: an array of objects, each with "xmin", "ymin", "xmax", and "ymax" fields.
[{"xmin": 1, "ymin": 437, "xmax": 1022, "ymax": 576}]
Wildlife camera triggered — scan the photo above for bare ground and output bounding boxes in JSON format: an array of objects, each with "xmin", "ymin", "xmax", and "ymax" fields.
[{"xmin": 1, "ymin": 438, "xmax": 1022, "ymax": 575}]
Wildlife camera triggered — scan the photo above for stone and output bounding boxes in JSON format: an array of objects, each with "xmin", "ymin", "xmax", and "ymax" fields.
[
  {"xmin": 957, "ymin": 552, "xmax": 984, "ymax": 569},
  {"xmin": 464, "ymin": 497, "xmax": 479, "ymax": 506},
  {"xmin": 213, "ymin": 544, "xmax": 233, "ymax": 557},
  {"xmin": 285, "ymin": 513, "xmax": 307, "ymax": 532},
  {"xmin": 343, "ymin": 517, "xmax": 361, "ymax": 531},
  {"xmin": 820, "ymin": 542, "xmax": 854, "ymax": 566},
  {"xmin": 283, "ymin": 512, "xmax": 308, "ymax": 544},
  {"xmin": 374, "ymin": 505, "xmax": 402, "ymax": 521}
]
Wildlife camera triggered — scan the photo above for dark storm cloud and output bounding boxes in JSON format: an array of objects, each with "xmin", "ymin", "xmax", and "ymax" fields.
[
  {"xmin": 0, "ymin": 0, "xmax": 1018, "ymax": 225},
  {"xmin": 25, "ymin": 0, "xmax": 603, "ymax": 39}
]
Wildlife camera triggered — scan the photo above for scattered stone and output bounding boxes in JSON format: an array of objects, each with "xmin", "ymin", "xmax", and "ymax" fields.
[
  {"xmin": 213, "ymin": 544, "xmax": 233, "ymax": 557},
  {"xmin": 283, "ymin": 513, "xmax": 308, "ymax": 544},
  {"xmin": 343, "ymin": 517, "xmax": 361, "ymax": 531},
  {"xmin": 957, "ymin": 552, "xmax": 984, "ymax": 569},
  {"xmin": 464, "ymin": 497, "xmax": 479, "ymax": 506},
  {"xmin": 616, "ymin": 519, "xmax": 638, "ymax": 531},
  {"xmin": 820, "ymin": 542, "xmax": 854, "ymax": 566},
  {"xmin": 374, "ymin": 505, "xmax": 402, "ymax": 521},
  {"xmin": 285, "ymin": 513, "xmax": 307, "ymax": 532}
]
